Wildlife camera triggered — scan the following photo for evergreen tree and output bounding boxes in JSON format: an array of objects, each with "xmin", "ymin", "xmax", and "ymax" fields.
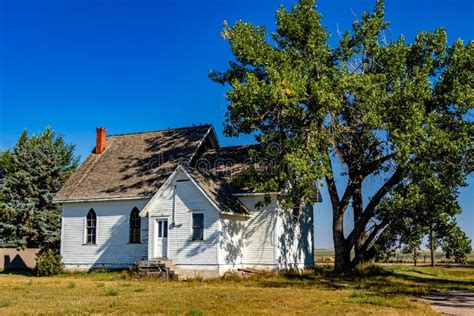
[{"xmin": 0, "ymin": 127, "xmax": 78, "ymax": 249}]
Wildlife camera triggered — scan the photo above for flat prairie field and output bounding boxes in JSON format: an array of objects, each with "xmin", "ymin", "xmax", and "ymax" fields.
[{"xmin": 0, "ymin": 265, "xmax": 473, "ymax": 315}]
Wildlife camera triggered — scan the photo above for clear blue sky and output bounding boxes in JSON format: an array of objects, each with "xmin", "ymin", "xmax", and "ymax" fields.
[{"xmin": 0, "ymin": 0, "xmax": 472, "ymax": 248}]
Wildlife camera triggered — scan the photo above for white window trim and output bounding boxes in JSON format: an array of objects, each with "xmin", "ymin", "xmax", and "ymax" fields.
[
  {"xmin": 140, "ymin": 217, "xmax": 144, "ymax": 243},
  {"xmin": 129, "ymin": 208, "xmax": 142, "ymax": 244},
  {"xmin": 190, "ymin": 211, "xmax": 205, "ymax": 241},
  {"xmin": 83, "ymin": 210, "xmax": 98, "ymax": 246}
]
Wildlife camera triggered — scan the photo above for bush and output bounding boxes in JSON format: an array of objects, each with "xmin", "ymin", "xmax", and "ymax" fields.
[{"xmin": 35, "ymin": 249, "xmax": 64, "ymax": 276}]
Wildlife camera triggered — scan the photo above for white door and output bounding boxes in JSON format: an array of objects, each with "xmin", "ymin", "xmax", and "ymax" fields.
[{"xmin": 155, "ymin": 219, "xmax": 168, "ymax": 258}]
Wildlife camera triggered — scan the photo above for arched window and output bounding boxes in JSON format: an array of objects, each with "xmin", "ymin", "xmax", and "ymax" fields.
[
  {"xmin": 86, "ymin": 209, "xmax": 96, "ymax": 244},
  {"xmin": 129, "ymin": 207, "xmax": 141, "ymax": 243}
]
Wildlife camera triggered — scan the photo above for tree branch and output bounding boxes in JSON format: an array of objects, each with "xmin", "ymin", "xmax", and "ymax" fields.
[
  {"xmin": 324, "ymin": 151, "xmax": 340, "ymax": 212},
  {"xmin": 361, "ymin": 153, "xmax": 395, "ymax": 178},
  {"xmin": 351, "ymin": 218, "xmax": 391, "ymax": 266},
  {"xmin": 365, "ymin": 167, "xmax": 405, "ymax": 216},
  {"xmin": 346, "ymin": 167, "xmax": 405, "ymax": 246},
  {"xmin": 339, "ymin": 177, "xmax": 360, "ymax": 215}
]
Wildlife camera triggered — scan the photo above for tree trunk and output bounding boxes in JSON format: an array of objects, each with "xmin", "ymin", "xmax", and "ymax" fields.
[
  {"xmin": 325, "ymin": 166, "xmax": 354, "ymax": 274},
  {"xmin": 430, "ymin": 226, "xmax": 436, "ymax": 267},
  {"xmin": 333, "ymin": 211, "xmax": 351, "ymax": 273},
  {"xmin": 414, "ymin": 248, "xmax": 417, "ymax": 266},
  {"xmin": 352, "ymin": 182, "xmax": 364, "ymax": 260},
  {"xmin": 334, "ymin": 241, "xmax": 351, "ymax": 273}
]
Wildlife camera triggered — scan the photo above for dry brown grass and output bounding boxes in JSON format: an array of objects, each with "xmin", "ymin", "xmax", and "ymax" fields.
[{"xmin": 1, "ymin": 265, "xmax": 471, "ymax": 315}]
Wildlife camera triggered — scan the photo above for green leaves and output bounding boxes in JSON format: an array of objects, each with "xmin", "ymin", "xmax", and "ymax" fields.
[
  {"xmin": 211, "ymin": 0, "xmax": 472, "ymax": 269},
  {"xmin": 222, "ymin": 20, "xmax": 275, "ymax": 67},
  {"xmin": 441, "ymin": 222, "xmax": 472, "ymax": 263}
]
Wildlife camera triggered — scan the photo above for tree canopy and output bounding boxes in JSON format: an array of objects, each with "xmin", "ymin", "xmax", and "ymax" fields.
[
  {"xmin": 0, "ymin": 127, "xmax": 78, "ymax": 249},
  {"xmin": 211, "ymin": 0, "xmax": 473, "ymax": 272}
]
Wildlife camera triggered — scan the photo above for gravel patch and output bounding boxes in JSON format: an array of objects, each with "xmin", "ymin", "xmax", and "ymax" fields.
[{"xmin": 420, "ymin": 290, "xmax": 474, "ymax": 315}]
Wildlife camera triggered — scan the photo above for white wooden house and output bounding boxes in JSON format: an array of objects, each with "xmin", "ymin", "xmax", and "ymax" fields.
[{"xmin": 54, "ymin": 125, "xmax": 316, "ymax": 276}]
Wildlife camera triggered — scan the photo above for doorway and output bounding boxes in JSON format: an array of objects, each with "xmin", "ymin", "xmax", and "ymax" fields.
[{"xmin": 155, "ymin": 218, "xmax": 168, "ymax": 258}]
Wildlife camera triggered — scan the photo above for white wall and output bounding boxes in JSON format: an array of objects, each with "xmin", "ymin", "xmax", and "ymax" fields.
[
  {"xmin": 218, "ymin": 215, "xmax": 245, "ymax": 270},
  {"xmin": 237, "ymin": 195, "xmax": 314, "ymax": 270},
  {"xmin": 60, "ymin": 173, "xmax": 314, "ymax": 272},
  {"xmin": 238, "ymin": 195, "xmax": 278, "ymax": 267},
  {"xmin": 275, "ymin": 204, "xmax": 314, "ymax": 268},
  {"xmin": 61, "ymin": 199, "xmax": 149, "ymax": 269},
  {"xmin": 146, "ymin": 169, "xmax": 220, "ymax": 270}
]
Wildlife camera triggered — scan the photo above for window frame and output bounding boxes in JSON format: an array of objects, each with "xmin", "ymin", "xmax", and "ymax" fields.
[
  {"xmin": 157, "ymin": 219, "xmax": 168, "ymax": 238},
  {"xmin": 129, "ymin": 207, "xmax": 141, "ymax": 244},
  {"xmin": 191, "ymin": 212, "xmax": 204, "ymax": 241},
  {"xmin": 85, "ymin": 209, "xmax": 97, "ymax": 245}
]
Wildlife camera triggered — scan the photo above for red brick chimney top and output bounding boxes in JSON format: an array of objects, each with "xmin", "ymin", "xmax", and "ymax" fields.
[{"xmin": 96, "ymin": 127, "xmax": 106, "ymax": 154}]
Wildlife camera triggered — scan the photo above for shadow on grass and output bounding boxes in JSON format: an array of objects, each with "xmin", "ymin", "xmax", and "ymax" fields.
[
  {"xmin": 0, "ymin": 270, "xmax": 34, "ymax": 276},
  {"xmin": 394, "ymin": 272, "xmax": 474, "ymax": 287},
  {"xmin": 241, "ymin": 265, "xmax": 474, "ymax": 296}
]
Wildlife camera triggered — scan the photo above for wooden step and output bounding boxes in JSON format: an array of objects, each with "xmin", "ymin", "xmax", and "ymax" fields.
[{"xmin": 136, "ymin": 258, "xmax": 179, "ymax": 279}]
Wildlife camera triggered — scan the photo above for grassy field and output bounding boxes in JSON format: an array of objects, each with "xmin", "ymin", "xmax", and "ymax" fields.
[
  {"xmin": 315, "ymin": 249, "xmax": 474, "ymax": 264},
  {"xmin": 0, "ymin": 265, "xmax": 473, "ymax": 315}
]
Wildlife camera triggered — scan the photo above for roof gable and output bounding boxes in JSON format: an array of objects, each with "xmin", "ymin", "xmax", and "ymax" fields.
[
  {"xmin": 54, "ymin": 125, "xmax": 213, "ymax": 202},
  {"xmin": 182, "ymin": 166, "xmax": 250, "ymax": 216},
  {"xmin": 139, "ymin": 165, "xmax": 250, "ymax": 217}
]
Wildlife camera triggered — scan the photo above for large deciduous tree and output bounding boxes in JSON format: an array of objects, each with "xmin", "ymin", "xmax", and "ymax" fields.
[
  {"xmin": 0, "ymin": 127, "xmax": 78, "ymax": 249},
  {"xmin": 211, "ymin": 0, "xmax": 473, "ymax": 272}
]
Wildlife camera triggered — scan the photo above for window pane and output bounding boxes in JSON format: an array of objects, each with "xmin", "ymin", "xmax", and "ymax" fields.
[
  {"xmin": 163, "ymin": 221, "xmax": 168, "ymax": 238},
  {"xmin": 158, "ymin": 221, "xmax": 162, "ymax": 238},
  {"xmin": 129, "ymin": 208, "xmax": 141, "ymax": 243},
  {"xmin": 192, "ymin": 214, "xmax": 204, "ymax": 240},
  {"xmin": 130, "ymin": 228, "xmax": 140, "ymax": 243},
  {"xmin": 193, "ymin": 214, "xmax": 203, "ymax": 227},
  {"xmin": 193, "ymin": 227, "xmax": 203, "ymax": 240},
  {"xmin": 86, "ymin": 209, "xmax": 96, "ymax": 244},
  {"xmin": 87, "ymin": 231, "xmax": 96, "ymax": 244}
]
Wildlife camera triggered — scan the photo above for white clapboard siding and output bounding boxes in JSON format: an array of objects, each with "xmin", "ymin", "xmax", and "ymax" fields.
[
  {"xmin": 218, "ymin": 215, "xmax": 245, "ymax": 268},
  {"xmin": 237, "ymin": 195, "xmax": 314, "ymax": 270},
  {"xmin": 238, "ymin": 195, "xmax": 278, "ymax": 266},
  {"xmin": 61, "ymin": 199, "xmax": 149, "ymax": 269},
  {"xmin": 146, "ymin": 169, "xmax": 220, "ymax": 269},
  {"xmin": 275, "ymin": 204, "xmax": 314, "ymax": 269},
  {"xmin": 61, "ymin": 169, "xmax": 314, "ymax": 272}
]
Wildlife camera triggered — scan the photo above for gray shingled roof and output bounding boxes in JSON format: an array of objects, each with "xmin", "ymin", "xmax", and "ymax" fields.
[
  {"xmin": 197, "ymin": 145, "xmax": 260, "ymax": 193},
  {"xmin": 184, "ymin": 166, "xmax": 250, "ymax": 215},
  {"xmin": 53, "ymin": 125, "xmax": 252, "ymax": 215},
  {"xmin": 199, "ymin": 145, "xmax": 322, "ymax": 202},
  {"xmin": 54, "ymin": 125, "xmax": 212, "ymax": 202}
]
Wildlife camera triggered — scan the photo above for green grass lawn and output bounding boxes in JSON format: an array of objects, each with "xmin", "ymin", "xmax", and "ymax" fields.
[{"xmin": 0, "ymin": 265, "xmax": 472, "ymax": 315}]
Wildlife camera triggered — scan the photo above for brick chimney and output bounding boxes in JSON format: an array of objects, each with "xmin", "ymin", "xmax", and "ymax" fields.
[{"xmin": 96, "ymin": 127, "xmax": 106, "ymax": 154}]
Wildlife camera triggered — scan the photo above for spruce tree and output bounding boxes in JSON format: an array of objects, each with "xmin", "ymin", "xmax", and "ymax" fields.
[{"xmin": 0, "ymin": 127, "xmax": 78, "ymax": 249}]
